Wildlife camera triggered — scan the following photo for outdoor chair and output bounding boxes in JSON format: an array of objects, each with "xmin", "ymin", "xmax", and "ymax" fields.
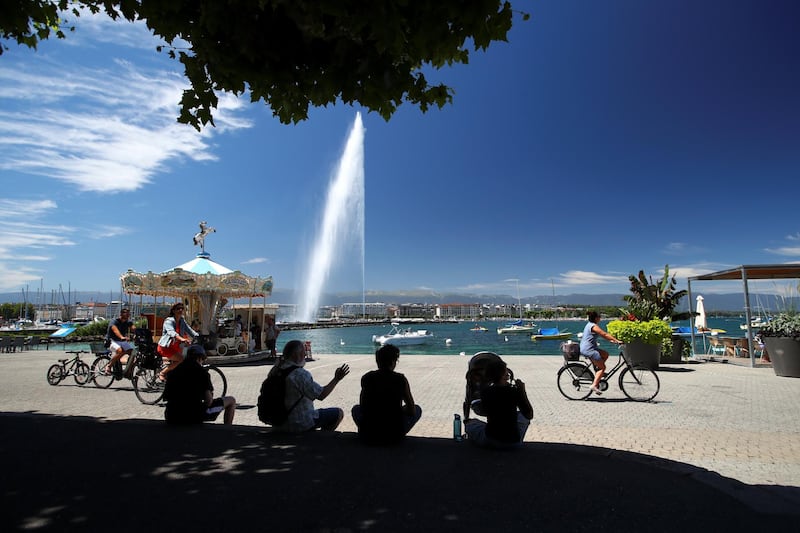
[
  {"xmin": 0, "ymin": 337, "xmax": 10, "ymax": 353},
  {"xmin": 722, "ymin": 337, "xmax": 738, "ymax": 357},
  {"xmin": 707, "ymin": 337, "xmax": 726, "ymax": 357},
  {"xmin": 736, "ymin": 338, "xmax": 751, "ymax": 358}
]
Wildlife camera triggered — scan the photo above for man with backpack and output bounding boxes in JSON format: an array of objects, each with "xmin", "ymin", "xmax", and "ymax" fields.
[{"xmin": 258, "ymin": 339, "xmax": 349, "ymax": 432}]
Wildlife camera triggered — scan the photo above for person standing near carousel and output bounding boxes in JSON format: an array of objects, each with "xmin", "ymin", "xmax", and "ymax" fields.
[{"xmin": 157, "ymin": 303, "xmax": 199, "ymax": 381}]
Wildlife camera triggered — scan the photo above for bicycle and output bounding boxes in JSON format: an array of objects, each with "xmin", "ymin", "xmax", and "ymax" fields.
[
  {"xmin": 47, "ymin": 350, "xmax": 91, "ymax": 386},
  {"xmin": 90, "ymin": 334, "xmax": 227, "ymax": 405},
  {"xmin": 556, "ymin": 344, "xmax": 660, "ymax": 402},
  {"xmin": 131, "ymin": 358, "xmax": 228, "ymax": 405}
]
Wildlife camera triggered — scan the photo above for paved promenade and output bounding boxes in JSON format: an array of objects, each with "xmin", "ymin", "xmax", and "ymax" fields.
[{"xmin": 2, "ymin": 348, "xmax": 799, "ymax": 531}]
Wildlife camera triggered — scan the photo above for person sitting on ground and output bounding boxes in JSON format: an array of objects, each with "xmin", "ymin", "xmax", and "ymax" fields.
[
  {"xmin": 105, "ymin": 308, "xmax": 134, "ymax": 377},
  {"xmin": 156, "ymin": 303, "xmax": 198, "ymax": 380},
  {"xmin": 464, "ymin": 359, "xmax": 533, "ymax": 449},
  {"xmin": 351, "ymin": 344, "xmax": 422, "ymax": 445},
  {"xmin": 163, "ymin": 345, "xmax": 236, "ymax": 425},
  {"xmin": 579, "ymin": 310, "xmax": 621, "ymax": 395},
  {"xmin": 268, "ymin": 339, "xmax": 349, "ymax": 432}
]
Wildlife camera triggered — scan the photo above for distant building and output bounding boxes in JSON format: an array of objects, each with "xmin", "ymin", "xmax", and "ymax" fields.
[
  {"xmin": 339, "ymin": 302, "xmax": 387, "ymax": 319},
  {"xmin": 396, "ymin": 303, "xmax": 435, "ymax": 319},
  {"xmin": 436, "ymin": 303, "xmax": 481, "ymax": 320}
]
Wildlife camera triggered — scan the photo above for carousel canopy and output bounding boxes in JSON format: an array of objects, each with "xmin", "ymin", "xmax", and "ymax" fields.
[
  {"xmin": 120, "ymin": 252, "xmax": 273, "ymax": 299},
  {"xmin": 174, "ymin": 255, "xmax": 233, "ymax": 275}
]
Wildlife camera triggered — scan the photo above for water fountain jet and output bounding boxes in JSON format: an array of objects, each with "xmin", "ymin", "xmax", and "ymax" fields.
[{"xmin": 297, "ymin": 113, "xmax": 365, "ymax": 322}]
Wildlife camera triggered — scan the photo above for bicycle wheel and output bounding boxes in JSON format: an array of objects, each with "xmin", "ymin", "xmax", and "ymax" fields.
[
  {"xmin": 91, "ymin": 356, "xmax": 114, "ymax": 389},
  {"xmin": 74, "ymin": 361, "xmax": 91, "ymax": 386},
  {"xmin": 556, "ymin": 363, "xmax": 594, "ymax": 400},
  {"xmin": 133, "ymin": 366, "xmax": 165, "ymax": 405},
  {"xmin": 47, "ymin": 364, "xmax": 64, "ymax": 385},
  {"xmin": 619, "ymin": 366, "xmax": 660, "ymax": 402},
  {"xmin": 207, "ymin": 365, "xmax": 228, "ymax": 397}
]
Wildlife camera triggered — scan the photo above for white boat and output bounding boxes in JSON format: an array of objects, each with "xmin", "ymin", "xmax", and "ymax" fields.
[
  {"xmin": 740, "ymin": 316, "xmax": 770, "ymax": 330},
  {"xmin": 372, "ymin": 322, "xmax": 434, "ymax": 346},
  {"xmin": 496, "ymin": 320, "xmax": 537, "ymax": 335},
  {"xmin": 531, "ymin": 328, "xmax": 572, "ymax": 341}
]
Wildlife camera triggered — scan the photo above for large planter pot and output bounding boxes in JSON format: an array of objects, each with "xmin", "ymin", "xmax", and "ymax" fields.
[
  {"xmin": 763, "ymin": 337, "xmax": 800, "ymax": 378},
  {"xmin": 661, "ymin": 335, "xmax": 684, "ymax": 364},
  {"xmin": 622, "ymin": 341, "xmax": 662, "ymax": 370}
]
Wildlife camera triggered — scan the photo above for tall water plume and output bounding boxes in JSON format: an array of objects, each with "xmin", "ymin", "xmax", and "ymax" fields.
[{"xmin": 297, "ymin": 113, "xmax": 365, "ymax": 322}]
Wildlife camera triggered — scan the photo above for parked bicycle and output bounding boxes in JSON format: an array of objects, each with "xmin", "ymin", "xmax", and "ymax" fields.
[
  {"xmin": 557, "ymin": 345, "xmax": 660, "ymax": 402},
  {"xmin": 90, "ymin": 328, "xmax": 227, "ymax": 405},
  {"xmin": 47, "ymin": 350, "xmax": 91, "ymax": 386}
]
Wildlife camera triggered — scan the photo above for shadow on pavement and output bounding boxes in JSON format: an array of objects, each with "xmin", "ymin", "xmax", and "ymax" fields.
[{"xmin": 1, "ymin": 412, "xmax": 797, "ymax": 532}]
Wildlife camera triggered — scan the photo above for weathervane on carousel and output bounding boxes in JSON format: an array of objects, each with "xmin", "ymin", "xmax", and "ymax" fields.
[{"xmin": 193, "ymin": 221, "xmax": 216, "ymax": 255}]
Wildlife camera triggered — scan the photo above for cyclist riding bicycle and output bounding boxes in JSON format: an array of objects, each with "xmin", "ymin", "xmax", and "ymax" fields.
[
  {"xmin": 157, "ymin": 303, "xmax": 198, "ymax": 381},
  {"xmin": 579, "ymin": 310, "xmax": 622, "ymax": 396},
  {"xmin": 106, "ymin": 308, "xmax": 134, "ymax": 377}
]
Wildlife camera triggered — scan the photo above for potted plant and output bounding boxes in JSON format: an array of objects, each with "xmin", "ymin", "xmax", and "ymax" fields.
[
  {"xmin": 607, "ymin": 316, "xmax": 673, "ymax": 370},
  {"xmin": 610, "ymin": 265, "xmax": 690, "ymax": 369},
  {"xmin": 758, "ymin": 312, "xmax": 800, "ymax": 378}
]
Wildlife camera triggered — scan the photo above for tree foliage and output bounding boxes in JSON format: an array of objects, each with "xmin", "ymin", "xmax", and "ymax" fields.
[
  {"xmin": 0, "ymin": 302, "xmax": 36, "ymax": 322},
  {"xmin": 623, "ymin": 264, "xmax": 691, "ymax": 322},
  {"xmin": 1, "ymin": 1, "xmax": 527, "ymax": 129}
]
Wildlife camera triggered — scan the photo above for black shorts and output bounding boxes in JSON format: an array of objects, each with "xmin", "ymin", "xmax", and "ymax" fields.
[{"xmin": 203, "ymin": 397, "xmax": 225, "ymax": 421}]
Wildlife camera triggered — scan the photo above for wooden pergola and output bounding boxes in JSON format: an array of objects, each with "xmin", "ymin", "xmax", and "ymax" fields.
[{"xmin": 687, "ymin": 264, "xmax": 800, "ymax": 367}]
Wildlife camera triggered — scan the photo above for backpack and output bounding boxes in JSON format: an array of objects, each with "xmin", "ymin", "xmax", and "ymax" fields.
[{"xmin": 257, "ymin": 365, "xmax": 302, "ymax": 426}]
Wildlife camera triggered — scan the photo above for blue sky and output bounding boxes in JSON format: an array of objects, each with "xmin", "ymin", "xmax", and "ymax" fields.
[{"xmin": 1, "ymin": 0, "xmax": 799, "ymax": 304}]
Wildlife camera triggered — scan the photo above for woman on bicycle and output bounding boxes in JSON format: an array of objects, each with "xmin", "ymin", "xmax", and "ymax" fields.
[
  {"xmin": 157, "ymin": 303, "xmax": 198, "ymax": 381},
  {"xmin": 580, "ymin": 310, "xmax": 621, "ymax": 395}
]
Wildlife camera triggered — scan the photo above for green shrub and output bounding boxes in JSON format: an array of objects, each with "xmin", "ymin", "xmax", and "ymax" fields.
[
  {"xmin": 759, "ymin": 312, "xmax": 800, "ymax": 340},
  {"xmin": 75, "ymin": 320, "xmax": 108, "ymax": 336},
  {"xmin": 607, "ymin": 319, "xmax": 673, "ymax": 345}
]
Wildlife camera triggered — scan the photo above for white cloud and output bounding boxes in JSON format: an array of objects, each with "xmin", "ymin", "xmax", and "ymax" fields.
[
  {"xmin": 0, "ymin": 34, "xmax": 252, "ymax": 194},
  {"xmin": 765, "ymin": 246, "xmax": 800, "ymax": 256},
  {"xmin": 0, "ymin": 199, "xmax": 78, "ymax": 290},
  {"xmin": 243, "ymin": 258, "xmax": 269, "ymax": 265},
  {"xmin": 557, "ymin": 270, "xmax": 627, "ymax": 286}
]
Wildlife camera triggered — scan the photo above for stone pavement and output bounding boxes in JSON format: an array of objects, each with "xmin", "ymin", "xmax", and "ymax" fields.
[{"xmin": 1, "ymin": 349, "xmax": 799, "ymax": 531}]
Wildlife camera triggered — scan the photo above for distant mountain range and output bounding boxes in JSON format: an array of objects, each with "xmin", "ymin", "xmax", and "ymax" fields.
[{"xmin": 3, "ymin": 290, "xmax": 790, "ymax": 313}]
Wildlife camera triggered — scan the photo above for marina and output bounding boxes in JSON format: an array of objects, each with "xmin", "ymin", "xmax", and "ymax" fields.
[{"xmin": 275, "ymin": 317, "xmax": 750, "ymax": 357}]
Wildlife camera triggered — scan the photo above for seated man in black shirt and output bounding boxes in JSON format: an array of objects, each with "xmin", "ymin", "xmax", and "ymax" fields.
[
  {"xmin": 164, "ymin": 345, "xmax": 236, "ymax": 425},
  {"xmin": 464, "ymin": 359, "xmax": 533, "ymax": 448},
  {"xmin": 351, "ymin": 344, "xmax": 422, "ymax": 445}
]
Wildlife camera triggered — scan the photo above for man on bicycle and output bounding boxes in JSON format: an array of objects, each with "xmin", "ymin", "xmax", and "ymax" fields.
[
  {"xmin": 580, "ymin": 310, "xmax": 621, "ymax": 395},
  {"xmin": 106, "ymin": 308, "xmax": 134, "ymax": 377}
]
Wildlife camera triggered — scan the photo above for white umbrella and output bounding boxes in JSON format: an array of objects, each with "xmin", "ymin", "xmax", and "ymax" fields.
[{"xmin": 695, "ymin": 295, "xmax": 707, "ymax": 329}]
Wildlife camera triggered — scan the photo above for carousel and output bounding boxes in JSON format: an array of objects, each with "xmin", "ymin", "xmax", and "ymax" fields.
[{"xmin": 120, "ymin": 222, "xmax": 275, "ymax": 357}]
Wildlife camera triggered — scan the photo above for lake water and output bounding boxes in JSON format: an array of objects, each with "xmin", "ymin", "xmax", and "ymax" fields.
[{"xmin": 278, "ymin": 317, "xmax": 748, "ymax": 357}]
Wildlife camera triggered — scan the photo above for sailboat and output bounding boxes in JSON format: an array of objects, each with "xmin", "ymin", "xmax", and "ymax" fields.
[
  {"xmin": 497, "ymin": 278, "xmax": 536, "ymax": 334},
  {"xmin": 531, "ymin": 280, "xmax": 571, "ymax": 341},
  {"xmin": 740, "ymin": 292, "xmax": 771, "ymax": 330}
]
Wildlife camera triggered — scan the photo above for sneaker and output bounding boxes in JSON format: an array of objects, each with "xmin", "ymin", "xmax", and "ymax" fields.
[{"xmin": 590, "ymin": 386, "xmax": 602, "ymax": 395}]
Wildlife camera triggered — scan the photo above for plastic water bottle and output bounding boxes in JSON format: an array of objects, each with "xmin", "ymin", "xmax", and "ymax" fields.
[{"xmin": 453, "ymin": 414, "xmax": 462, "ymax": 441}]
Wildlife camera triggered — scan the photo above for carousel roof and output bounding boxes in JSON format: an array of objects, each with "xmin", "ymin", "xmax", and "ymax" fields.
[
  {"xmin": 171, "ymin": 255, "xmax": 234, "ymax": 275},
  {"xmin": 120, "ymin": 252, "xmax": 272, "ymax": 298}
]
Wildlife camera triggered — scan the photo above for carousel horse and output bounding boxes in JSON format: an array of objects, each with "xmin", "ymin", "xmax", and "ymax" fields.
[{"xmin": 193, "ymin": 221, "xmax": 216, "ymax": 250}]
